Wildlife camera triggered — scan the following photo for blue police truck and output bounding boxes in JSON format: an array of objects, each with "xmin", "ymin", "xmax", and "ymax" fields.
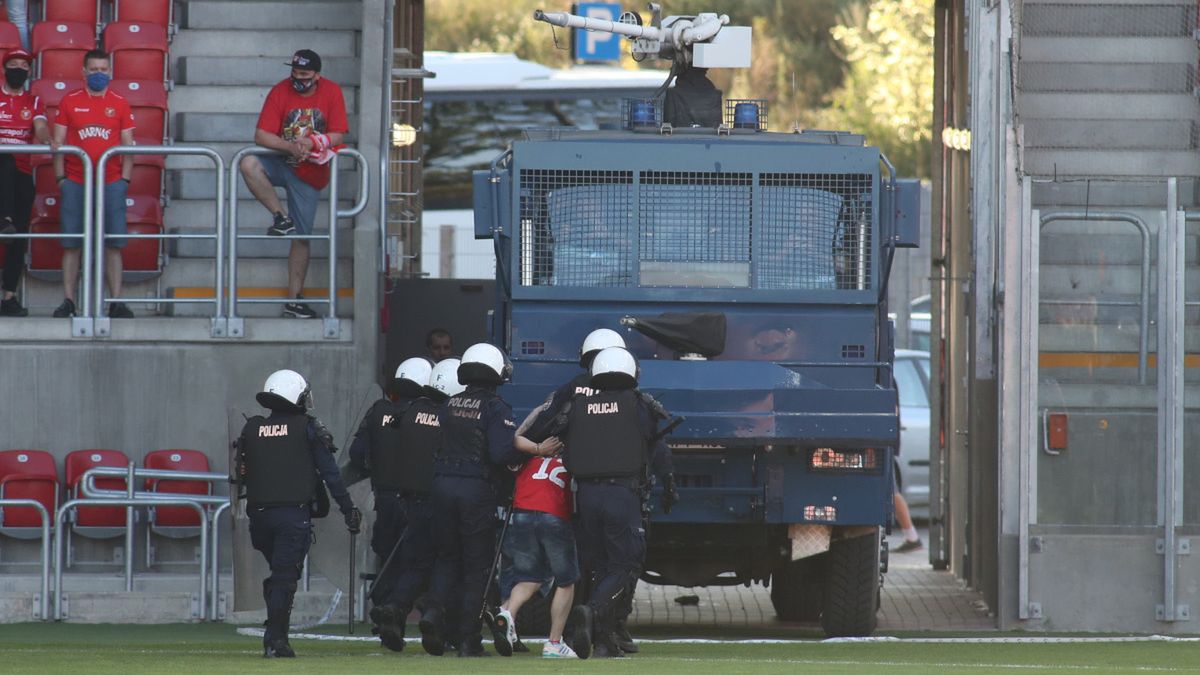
[{"xmin": 470, "ymin": 6, "xmax": 920, "ymax": 637}]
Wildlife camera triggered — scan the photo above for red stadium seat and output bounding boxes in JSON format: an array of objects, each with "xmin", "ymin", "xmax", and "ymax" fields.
[
  {"xmin": 28, "ymin": 221, "xmax": 65, "ymax": 277},
  {"xmin": 128, "ymin": 157, "xmax": 164, "ymax": 197},
  {"xmin": 65, "ymin": 449, "xmax": 129, "ymax": 529},
  {"xmin": 123, "ymin": 193, "xmax": 163, "ymax": 226},
  {"xmin": 104, "ymin": 22, "xmax": 167, "ymax": 82},
  {"xmin": 32, "ymin": 78, "xmax": 84, "ymax": 109},
  {"xmin": 109, "ymin": 80, "xmax": 167, "ymax": 143},
  {"xmin": 43, "ymin": 0, "xmax": 101, "ymax": 25},
  {"xmin": 143, "ymin": 449, "xmax": 210, "ymax": 528},
  {"xmin": 121, "ymin": 222, "xmax": 162, "ymax": 272},
  {"xmin": 0, "ymin": 21, "xmax": 21, "ymax": 53},
  {"xmin": 32, "ymin": 22, "xmax": 96, "ymax": 80},
  {"xmin": 30, "ymin": 193, "xmax": 61, "ymax": 224},
  {"xmin": 114, "ymin": 0, "xmax": 172, "ymax": 27},
  {"xmin": 0, "ymin": 450, "xmax": 59, "ymax": 539}
]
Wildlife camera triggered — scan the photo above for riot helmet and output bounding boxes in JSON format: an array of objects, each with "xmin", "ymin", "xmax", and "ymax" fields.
[
  {"xmin": 392, "ymin": 357, "xmax": 433, "ymax": 399},
  {"xmin": 458, "ymin": 343, "xmax": 513, "ymax": 386},
  {"xmin": 256, "ymin": 369, "xmax": 313, "ymax": 412},
  {"xmin": 590, "ymin": 346, "xmax": 639, "ymax": 391},
  {"xmin": 580, "ymin": 328, "xmax": 625, "ymax": 368},
  {"xmin": 426, "ymin": 357, "xmax": 465, "ymax": 402}
]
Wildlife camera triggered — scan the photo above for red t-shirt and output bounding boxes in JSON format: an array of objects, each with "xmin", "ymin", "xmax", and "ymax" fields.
[
  {"xmin": 256, "ymin": 78, "xmax": 349, "ymax": 190},
  {"xmin": 0, "ymin": 88, "xmax": 46, "ymax": 174},
  {"xmin": 55, "ymin": 88, "xmax": 135, "ymax": 184},
  {"xmin": 513, "ymin": 456, "xmax": 572, "ymax": 521}
]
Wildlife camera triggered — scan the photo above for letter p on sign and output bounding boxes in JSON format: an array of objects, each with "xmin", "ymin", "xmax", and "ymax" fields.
[{"xmin": 574, "ymin": 3, "xmax": 622, "ymax": 63}]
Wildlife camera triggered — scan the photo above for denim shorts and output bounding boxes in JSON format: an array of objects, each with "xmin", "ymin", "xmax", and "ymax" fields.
[
  {"xmin": 503, "ymin": 510, "xmax": 580, "ymax": 586},
  {"xmin": 258, "ymin": 154, "xmax": 319, "ymax": 235},
  {"xmin": 60, "ymin": 178, "xmax": 127, "ymax": 249}
]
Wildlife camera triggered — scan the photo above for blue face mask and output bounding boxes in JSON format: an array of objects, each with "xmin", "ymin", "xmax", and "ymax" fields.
[{"xmin": 86, "ymin": 71, "xmax": 110, "ymax": 92}]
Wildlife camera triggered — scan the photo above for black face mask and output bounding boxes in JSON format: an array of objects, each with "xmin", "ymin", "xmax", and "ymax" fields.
[
  {"xmin": 4, "ymin": 67, "xmax": 28, "ymax": 89},
  {"xmin": 291, "ymin": 76, "xmax": 315, "ymax": 93}
]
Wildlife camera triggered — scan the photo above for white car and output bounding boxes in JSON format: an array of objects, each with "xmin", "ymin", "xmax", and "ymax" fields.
[{"xmin": 895, "ymin": 349, "xmax": 931, "ymax": 519}]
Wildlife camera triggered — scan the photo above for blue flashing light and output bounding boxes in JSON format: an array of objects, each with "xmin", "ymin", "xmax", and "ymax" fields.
[
  {"xmin": 630, "ymin": 100, "xmax": 657, "ymax": 128},
  {"xmin": 733, "ymin": 102, "xmax": 760, "ymax": 129}
]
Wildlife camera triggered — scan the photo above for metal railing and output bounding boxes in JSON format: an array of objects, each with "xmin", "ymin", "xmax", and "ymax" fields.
[
  {"xmin": 93, "ymin": 146, "xmax": 228, "ymax": 336},
  {"xmin": 1038, "ymin": 211, "xmax": 1151, "ymax": 384},
  {"xmin": 0, "ymin": 498, "xmax": 52, "ymax": 620},
  {"xmin": 53, "ymin": 496, "xmax": 208, "ymax": 621},
  {"xmin": 0, "ymin": 145, "xmax": 96, "ymax": 336},
  {"xmin": 227, "ymin": 147, "xmax": 369, "ymax": 339}
]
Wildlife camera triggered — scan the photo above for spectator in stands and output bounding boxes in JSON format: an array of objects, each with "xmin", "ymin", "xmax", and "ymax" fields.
[
  {"xmin": 51, "ymin": 49, "xmax": 136, "ymax": 319},
  {"xmin": 0, "ymin": 47, "xmax": 47, "ymax": 317},
  {"xmin": 240, "ymin": 49, "xmax": 349, "ymax": 319},
  {"xmin": 426, "ymin": 327, "xmax": 453, "ymax": 362},
  {"xmin": 6, "ymin": 1, "xmax": 29, "ymax": 51}
]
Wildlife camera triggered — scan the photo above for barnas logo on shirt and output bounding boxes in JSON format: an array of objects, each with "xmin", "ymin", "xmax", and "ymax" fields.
[{"xmin": 77, "ymin": 126, "xmax": 112, "ymax": 141}]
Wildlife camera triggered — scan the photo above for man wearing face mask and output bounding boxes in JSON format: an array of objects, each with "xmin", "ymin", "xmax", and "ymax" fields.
[
  {"xmin": 239, "ymin": 49, "xmax": 349, "ymax": 319},
  {"xmin": 0, "ymin": 48, "xmax": 48, "ymax": 317},
  {"xmin": 51, "ymin": 49, "xmax": 136, "ymax": 319}
]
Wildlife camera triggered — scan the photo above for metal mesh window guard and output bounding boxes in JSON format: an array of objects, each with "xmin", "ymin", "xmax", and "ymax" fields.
[
  {"xmin": 639, "ymin": 171, "xmax": 752, "ymax": 288},
  {"xmin": 759, "ymin": 173, "xmax": 873, "ymax": 290},
  {"xmin": 1021, "ymin": 4, "xmax": 1194, "ymax": 38}
]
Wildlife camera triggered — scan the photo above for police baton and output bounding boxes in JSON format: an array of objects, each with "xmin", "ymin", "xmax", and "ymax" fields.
[
  {"xmin": 348, "ymin": 530, "xmax": 357, "ymax": 634},
  {"xmin": 651, "ymin": 416, "xmax": 686, "ymax": 444},
  {"xmin": 479, "ymin": 502, "xmax": 516, "ymax": 625},
  {"xmin": 365, "ymin": 522, "xmax": 411, "ymax": 602}
]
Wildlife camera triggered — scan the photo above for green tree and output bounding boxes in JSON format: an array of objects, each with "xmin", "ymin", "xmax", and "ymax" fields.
[{"xmin": 817, "ymin": 1, "xmax": 934, "ymax": 178}]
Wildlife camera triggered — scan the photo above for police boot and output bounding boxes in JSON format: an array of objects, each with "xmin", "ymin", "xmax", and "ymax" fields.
[
  {"xmin": 262, "ymin": 608, "xmax": 295, "ymax": 658},
  {"xmin": 614, "ymin": 618, "xmax": 639, "ymax": 654},
  {"xmin": 370, "ymin": 603, "xmax": 407, "ymax": 652},
  {"xmin": 565, "ymin": 605, "xmax": 594, "ymax": 660},
  {"xmin": 457, "ymin": 636, "xmax": 489, "ymax": 658},
  {"xmin": 592, "ymin": 632, "xmax": 626, "ymax": 659},
  {"xmin": 418, "ymin": 605, "xmax": 446, "ymax": 656}
]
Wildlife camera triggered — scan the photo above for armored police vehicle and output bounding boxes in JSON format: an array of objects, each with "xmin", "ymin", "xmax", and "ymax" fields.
[{"xmin": 472, "ymin": 6, "xmax": 920, "ymax": 637}]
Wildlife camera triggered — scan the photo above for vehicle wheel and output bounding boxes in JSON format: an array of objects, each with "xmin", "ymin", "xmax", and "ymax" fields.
[
  {"xmin": 515, "ymin": 590, "xmax": 552, "ymax": 637},
  {"xmin": 769, "ymin": 553, "xmax": 826, "ymax": 622},
  {"xmin": 820, "ymin": 529, "xmax": 881, "ymax": 637}
]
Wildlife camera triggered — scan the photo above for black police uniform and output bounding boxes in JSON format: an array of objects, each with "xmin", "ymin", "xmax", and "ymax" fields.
[
  {"xmin": 237, "ymin": 411, "xmax": 356, "ymax": 653},
  {"xmin": 564, "ymin": 387, "xmax": 674, "ymax": 655},
  {"xmin": 422, "ymin": 384, "xmax": 525, "ymax": 656},
  {"xmin": 348, "ymin": 394, "xmax": 440, "ymax": 645}
]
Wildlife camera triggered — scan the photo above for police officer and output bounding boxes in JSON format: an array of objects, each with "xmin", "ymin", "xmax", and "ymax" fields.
[
  {"xmin": 425, "ymin": 357, "xmax": 465, "ymax": 405},
  {"xmin": 562, "ymin": 347, "xmax": 678, "ymax": 659},
  {"xmin": 419, "ymin": 343, "xmax": 527, "ymax": 657},
  {"xmin": 348, "ymin": 357, "xmax": 440, "ymax": 652},
  {"xmin": 236, "ymin": 369, "xmax": 362, "ymax": 658},
  {"xmin": 522, "ymin": 328, "xmax": 624, "ymax": 443}
]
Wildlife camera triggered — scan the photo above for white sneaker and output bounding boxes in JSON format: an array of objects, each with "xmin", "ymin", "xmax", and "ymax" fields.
[
  {"xmin": 543, "ymin": 639, "xmax": 578, "ymax": 659},
  {"xmin": 498, "ymin": 607, "xmax": 517, "ymax": 646}
]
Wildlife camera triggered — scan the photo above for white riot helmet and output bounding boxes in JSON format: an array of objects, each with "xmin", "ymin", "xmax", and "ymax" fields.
[
  {"xmin": 458, "ymin": 343, "xmax": 513, "ymax": 386},
  {"xmin": 392, "ymin": 357, "xmax": 433, "ymax": 398},
  {"xmin": 427, "ymin": 358, "xmax": 466, "ymax": 401},
  {"xmin": 256, "ymin": 369, "xmax": 312, "ymax": 412},
  {"xmin": 580, "ymin": 328, "xmax": 625, "ymax": 367},
  {"xmin": 590, "ymin": 346, "xmax": 639, "ymax": 390}
]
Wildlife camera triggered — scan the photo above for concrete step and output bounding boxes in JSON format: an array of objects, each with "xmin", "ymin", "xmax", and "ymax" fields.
[
  {"xmin": 177, "ymin": 56, "xmax": 360, "ymax": 86},
  {"xmin": 170, "ymin": 29, "xmax": 357, "ymax": 60},
  {"xmin": 1020, "ymin": 37, "xmax": 1196, "ymax": 64},
  {"xmin": 175, "ymin": 112, "xmax": 359, "ymax": 143},
  {"xmin": 164, "ymin": 198, "xmax": 357, "ymax": 232},
  {"xmin": 1019, "ymin": 93, "xmax": 1199, "ymax": 121},
  {"xmin": 1020, "ymin": 61, "xmax": 1192, "ymax": 94},
  {"xmin": 169, "ymin": 85, "xmax": 357, "ymax": 118},
  {"xmin": 169, "ymin": 227, "xmax": 354, "ymax": 258},
  {"xmin": 1024, "ymin": 119, "xmax": 1194, "ymax": 150},
  {"xmin": 166, "ymin": 285, "xmax": 355, "ymax": 318},
  {"xmin": 169, "ymin": 167, "xmax": 361, "ymax": 200},
  {"xmin": 1024, "ymin": 150, "xmax": 1200, "ymax": 179},
  {"xmin": 183, "ymin": 0, "xmax": 363, "ymax": 31}
]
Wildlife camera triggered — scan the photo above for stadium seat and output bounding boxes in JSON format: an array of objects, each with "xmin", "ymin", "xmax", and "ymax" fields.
[
  {"xmin": 32, "ymin": 22, "xmax": 96, "ymax": 80},
  {"xmin": 109, "ymin": 79, "xmax": 167, "ymax": 144},
  {"xmin": 32, "ymin": 78, "xmax": 84, "ymax": 110},
  {"xmin": 142, "ymin": 449, "xmax": 210, "ymax": 565},
  {"xmin": 114, "ymin": 0, "xmax": 172, "ymax": 28},
  {"xmin": 122, "ymin": 222, "xmax": 163, "ymax": 273},
  {"xmin": 0, "ymin": 450, "xmax": 59, "ymax": 540},
  {"xmin": 104, "ymin": 22, "xmax": 167, "ymax": 82},
  {"xmin": 0, "ymin": 20, "xmax": 21, "ymax": 53},
  {"xmin": 43, "ymin": 0, "xmax": 101, "ymax": 25},
  {"xmin": 128, "ymin": 156, "xmax": 164, "ymax": 197},
  {"xmin": 64, "ymin": 449, "xmax": 131, "ymax": 565},
  {"xmin": 27, "ymin": 221, "xmax": 65, "ymax": 278},
  {"xmin": 30, "ymin": 193, "xmax": 61, "ymax": 224}
]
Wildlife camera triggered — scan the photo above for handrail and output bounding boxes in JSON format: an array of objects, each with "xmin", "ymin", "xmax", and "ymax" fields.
[
  {"xmin": 0, "ymin": 498, "xmax": 51, "ymax": 620},
  {"xmin": 1039, "ymin": 211, "xmax": 1150, "ymax": 385},
  {"xmin": 228, "ymin": 146, "xmax": 368, "ymax": 339},
  {"xmin": 209, "ymin": 501, "xmax": 231, "ymax": 621},
  {"xmin": 94, "ymin": 145, "xmax": 227, "ymax": 336},
  {"xmin": 0, "ymin": 145, "xmax": 95, "ymax": 332},
  {"xmin": 53, "ymin": 497, "xmax": 208, "ymax": 621},
  {"xmin": 80, "ymin": 465, "xmax": 228, "ymax": 505}
]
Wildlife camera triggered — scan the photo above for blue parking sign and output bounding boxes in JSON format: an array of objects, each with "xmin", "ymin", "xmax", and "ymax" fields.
[{"xmin": 573, "ymin": 3, "xmax": 623, "ymax": 63}]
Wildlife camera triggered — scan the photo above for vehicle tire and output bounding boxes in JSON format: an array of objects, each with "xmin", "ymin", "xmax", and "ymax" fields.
[
  {"xmin": 515, "ymin": 590, "xmax": 552, "ymax": 637},
  {"xmin": 769, "ymin": 553, "xmax": 826, "ymax": 622},
  {"xmin": 820, "ymin": 529, "xmax": 881, "ymax": 637}
]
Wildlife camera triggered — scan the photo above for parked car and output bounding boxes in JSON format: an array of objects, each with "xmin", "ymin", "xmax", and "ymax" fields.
[{"xmin": 895, "ymin": 349, "xmax": 931, "ymax": 519}]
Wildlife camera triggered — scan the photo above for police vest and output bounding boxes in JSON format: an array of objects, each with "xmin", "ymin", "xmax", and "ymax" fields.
[
  {"xmin": 438, "ymin": 389, "xmax": 496, "ymax": 467},
  {"xmin": 564, "ymin": 389, "xmax": 646, "ymax": 479},
  {"xmin": 242, "ymin": 414, "xmax": 316, "ymax": 505},
  {"xmin": 372, "ymin": 398, "xmax": 440, "ymax": 493}
]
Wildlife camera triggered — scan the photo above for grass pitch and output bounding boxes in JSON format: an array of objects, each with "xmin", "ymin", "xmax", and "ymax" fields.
[{"xmin": 1, "ymin": 623, "xmax": 1198, "ymax": 673}]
